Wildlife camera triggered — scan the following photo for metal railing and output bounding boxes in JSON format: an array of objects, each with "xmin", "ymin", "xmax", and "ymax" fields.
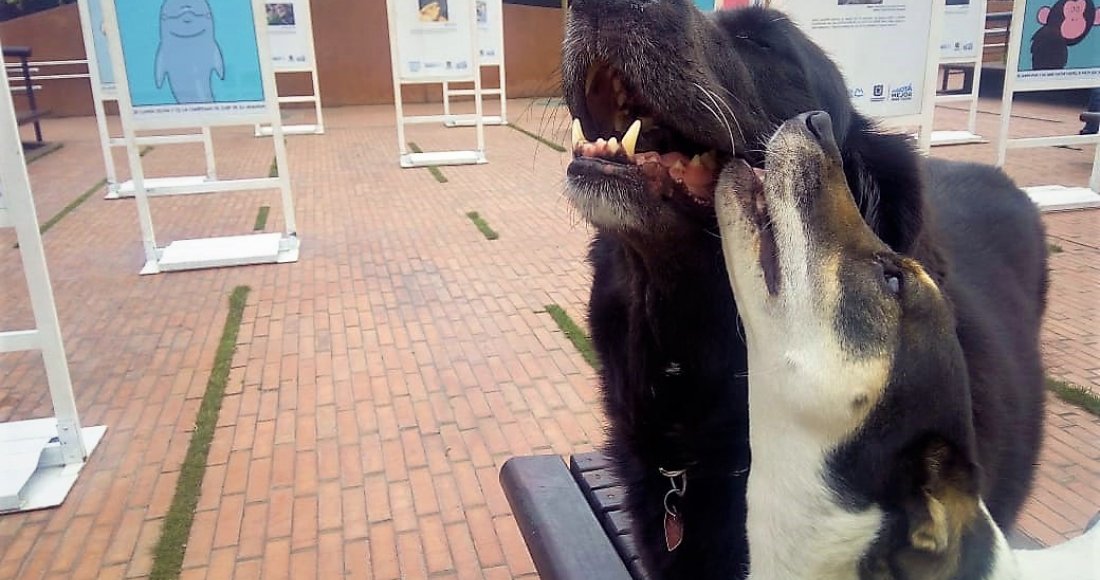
[{"xmin": 3, "ymin": 58, "xmax": 89, "ymax": 92}]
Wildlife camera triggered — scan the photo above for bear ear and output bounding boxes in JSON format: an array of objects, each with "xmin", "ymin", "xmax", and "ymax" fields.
[{"xmin": 1038, "ymin": 5, "xmax": 1050, "ymax": 25}]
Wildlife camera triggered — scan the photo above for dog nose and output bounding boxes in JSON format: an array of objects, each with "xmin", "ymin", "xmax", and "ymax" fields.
[{"xmin": 797, "ymin": 111, "xmax": 841, "ymax": 158}]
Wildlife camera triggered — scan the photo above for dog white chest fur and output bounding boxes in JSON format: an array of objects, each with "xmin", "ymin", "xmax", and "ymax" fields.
[{"xmin": 744, "ymin": 338, "xmax": 886, "ymax": 580}]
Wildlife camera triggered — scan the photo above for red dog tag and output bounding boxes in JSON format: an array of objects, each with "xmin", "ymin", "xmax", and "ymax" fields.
[{"xmin": 664, "ymin": 510, "xmax": 684, "ymax": 551}]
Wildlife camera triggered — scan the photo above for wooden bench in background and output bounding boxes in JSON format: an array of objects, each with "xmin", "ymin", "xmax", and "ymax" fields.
[{"xmin": 3, "ymin": 45, "xmax": 48, "ymax": 147}]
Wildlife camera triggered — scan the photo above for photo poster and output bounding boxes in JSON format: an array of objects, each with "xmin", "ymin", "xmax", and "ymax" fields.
[
  {"xmin": 940, "ymin": 0, "xmax": 983, "ymax": 60},
  {"xmin": 475, "ymin": 0, "xmax": 502, "ymax": 66},
  {"xmin": 1015, "ymin": 0, "xmax": 1100, "ymax": 89},
  {"xmin": 264, "ymin": 0, "xmax": 314, "ymax": 71},
  {"xmin": 82, "ymin": 0, "xmax": 115, "ymax": 92},
  {"xmin": 394, "ymin": 0, "xmax": 476, "ymax": 80},
  {"xmin": 765, "ymin": 0, "xmax": 937, "ymax": 119},
  {"xmin": 107, "ymin": 0, "xmax": 272, "ymax": 127}
]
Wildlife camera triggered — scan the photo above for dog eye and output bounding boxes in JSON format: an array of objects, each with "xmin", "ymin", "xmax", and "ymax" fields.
[
  {"xmin": 880, "ymin": 263, "xmax": 903, "ymax": 297},
  {"xmin": 884, "ymin": 272, "xmax": 901, "ymax": 295}
]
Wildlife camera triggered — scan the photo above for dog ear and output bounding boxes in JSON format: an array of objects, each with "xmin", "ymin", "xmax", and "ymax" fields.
[
  {"xmin": 890, "ymin": 439, "xmax": 982, "ymax": 579},
  {"xmin": 907, "ymin": 440, "xmax": 980, "ymax": 553}
]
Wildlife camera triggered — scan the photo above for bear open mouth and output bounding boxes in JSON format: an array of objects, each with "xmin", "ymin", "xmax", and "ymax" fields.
[{"xmin": 569, "ymin": 62, "xmax": 725, "ymax": 207}]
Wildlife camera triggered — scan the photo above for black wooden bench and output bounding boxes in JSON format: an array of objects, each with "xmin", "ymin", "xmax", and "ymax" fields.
[
  {"xmin": 502, "ymin": 452, "xmax": 1055, "ymax": 579},
  {"xmin": 3, "ymin": 45, "xmax": 48, "ymax": 146},
  {"xmin": 500, "ymin": 452, "xmax": 648, "ymax": 580}
]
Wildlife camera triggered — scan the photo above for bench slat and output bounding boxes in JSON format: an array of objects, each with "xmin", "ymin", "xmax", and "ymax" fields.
[{"xmin": 500, "ymin": 455, "xmax": 632, "ymax": 580}]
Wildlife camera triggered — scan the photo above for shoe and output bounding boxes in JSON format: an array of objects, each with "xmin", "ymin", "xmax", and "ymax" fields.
[{"xmin": 1081, "ymin": 127, "xmax": 1099, "ymax": 135}]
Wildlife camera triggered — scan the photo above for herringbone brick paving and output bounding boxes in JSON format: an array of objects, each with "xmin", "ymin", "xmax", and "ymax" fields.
[{"xmin": 0, "ymin": 97, "xmax": 1095, "ymax": 578}]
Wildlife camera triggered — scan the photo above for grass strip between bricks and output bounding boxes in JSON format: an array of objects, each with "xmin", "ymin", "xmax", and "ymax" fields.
[
  {"xmin": 545, "ymin": 304, "xmax": 601, "ymax": 371},
  {"xmin": 14, "ymin": 145, "xmax": 156, "ymax": 248},
  {"xmin": 1046, "ymin": 376, "xmax": 1100, "ymax": 417},
  {"xmin": 254, "ymin": 205, "xmax": 271, "ymax": 231},
  {"xmin": 24, "ymin": 142, "xmax": 63, "ymax": 165},
  {"xmin": 406, "ymin": 142, "xmax": 448, "ymax": 183},
  {"xmin": 149, "ymin": 285, "xmax": 250, "ymax": 580},
  {"xmin": 465, "ymin": 211, "xmax": 499, "ymax": 240},
  {"xmin": 506, "ymin": 123, "xmax": 567, "ymax": 152},
  {"xmin": 14, "ymin": 178, "xmax": 106, "ymax": 249}
]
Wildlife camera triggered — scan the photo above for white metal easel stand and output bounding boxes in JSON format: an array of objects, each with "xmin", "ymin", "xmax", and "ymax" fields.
[
  {"xmin": 443, "ymin": 0, "xmax": 506, "ymax": 128},
  {"xmin": 0, "ymin": 61, "xmax": 106, "ymax": 514},
  {"xmin": 931, "ymin": 58, "xmax": 988, "ymax": 147},
  {"xmin": 254, "ymin": 0, "xmax": 325, "ymax": 136},
  {"xmin": 930, "ymin": 0, "xmax": 990, "ymax": 147},
  {"xmin": 900, "ymin": 0, "xmax": 947, "ymax": 154},
  {"xmin": 441, "ymin": 64, "xmax": 507, "ymax": 127},
  {"xmin": 254, "ymin": 69, "xmax": 325, "ymax": 136},
  {"xmin": 73, "ymin": 0, "xmax": 218, "ymax": 200},
  {"xmin": 386, "ymin": 0, "xmax": 487, "ymax": 168},
  {"xmin": 100, "ymin": 0, "xmax": 300, "ymax": 275},
  {"xmin": 996, "ymin": 0, "xmax": 1100, "ymax": 212}
]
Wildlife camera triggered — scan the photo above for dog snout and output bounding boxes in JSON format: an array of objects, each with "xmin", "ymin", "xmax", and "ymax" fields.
[{"xmin": 795, "ymin": 111, "xmax": 843, "ymax": 161}]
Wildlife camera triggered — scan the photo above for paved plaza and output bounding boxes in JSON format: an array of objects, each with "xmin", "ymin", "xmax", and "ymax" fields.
[{"xmin": 0, "ymin": 97, "xmax": 1097, "ymax": 579}]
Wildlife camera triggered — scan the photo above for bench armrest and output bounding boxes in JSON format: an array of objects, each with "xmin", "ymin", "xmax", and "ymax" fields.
[{"xmin": 501, "ymin": 455, "xmax": 632, "ymax": 580}]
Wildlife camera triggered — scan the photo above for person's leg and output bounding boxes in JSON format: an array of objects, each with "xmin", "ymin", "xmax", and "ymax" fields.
[{"xmin": 1083, "ymin": 88, "xmax": 1100, "ymax": 134}]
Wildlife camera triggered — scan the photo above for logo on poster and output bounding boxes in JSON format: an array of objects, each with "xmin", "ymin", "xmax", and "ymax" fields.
[
  {"xmin": 890, "ymin": 83, "xmax": 913, "ymax": 101},
  {"xmin": 848, "ymin": 87, "xmax": 865, "ymax": 99},
  {"xmin": 871, "ymin": 84, "xmax": 886, "ymax": 102}
]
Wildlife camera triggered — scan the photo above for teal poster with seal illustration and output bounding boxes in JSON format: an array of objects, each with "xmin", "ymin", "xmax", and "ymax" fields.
[{"xmin": 107, "ymin": 0, "xmax": 272, "ymax": 126}]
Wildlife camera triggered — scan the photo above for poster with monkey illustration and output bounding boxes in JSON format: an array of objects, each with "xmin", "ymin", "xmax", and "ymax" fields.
[{"xmin": 1017, "ymin": 0, "xmax": 1100, "ymax": 86}]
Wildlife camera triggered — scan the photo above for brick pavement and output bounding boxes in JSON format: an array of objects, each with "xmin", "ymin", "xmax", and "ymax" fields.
[{"xmin": 0, "ymin": 97, "xmax": 1096, "ymax": 579}]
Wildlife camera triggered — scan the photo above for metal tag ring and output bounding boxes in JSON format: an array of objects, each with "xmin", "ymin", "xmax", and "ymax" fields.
[{"xmin": 663, "ymin": 487, "xmax": 683, "ymax": 517}]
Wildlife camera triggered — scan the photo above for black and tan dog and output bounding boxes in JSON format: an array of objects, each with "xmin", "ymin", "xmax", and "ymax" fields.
[{"xmin": 715, "ymin": 111, "xmax": 1095, "ymax": 580}]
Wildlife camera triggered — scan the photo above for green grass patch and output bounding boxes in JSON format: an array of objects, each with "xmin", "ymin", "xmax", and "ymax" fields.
[
  {"xmin": 24, "ymin": 142, "xmax": 63, "ymax": 165},
  {"xmin": 15, "ymin": 178, "xmax": 107, "ymax": 248},
  {"xmin": 1048, "ymin": 243, "xmax": 1063, "ymax": 254},
  {"xmin": 506, "ymin": 123, "xmax": 567, "ymax": 153},
  {"xmin": 268, "ymin": 156, "xmax": 278, "ymax": 178},
  {"xmin": 253, "ymin": 206, "xmax": 271, "ymax": 231},
  {"xmin": 149, "ymin": 286, "xmax": 251, "ymax": 580},
  {"xmin": 39, "ymin": 178, "xmax": 105, "ymax": 236},
  {"xmin": 407, "ymin": 142, "xmax": 448, "ymax": 183},
  {"xmin": 465, "ymin": 211, "xmax": 499, "ymax": 240},
  {"xmin": 545, "ymin": 304, "xmax": 600, "ymax": 371},
  {"xmin": 1046, "ymin": 376, "xmax": 1100, "ymax": 417}
]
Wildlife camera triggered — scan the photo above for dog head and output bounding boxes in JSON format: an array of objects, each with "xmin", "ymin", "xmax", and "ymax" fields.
[
  {"xmin": 562, "ymin": 2, "xmax": 860, "ymax": 245},
  {"xmin": 715, "ymin": 112, "xmax": 1009, "ymax": 580}
]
